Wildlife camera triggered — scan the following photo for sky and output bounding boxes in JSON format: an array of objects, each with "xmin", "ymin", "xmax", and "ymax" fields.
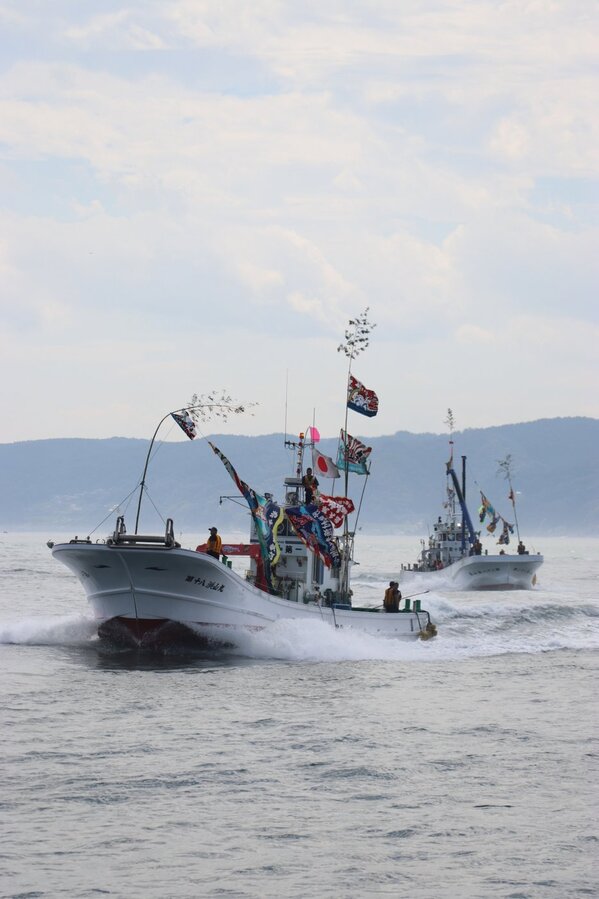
[{"xmin": 0, "ymin": 1, "xmax": 597, "ymax": 444}]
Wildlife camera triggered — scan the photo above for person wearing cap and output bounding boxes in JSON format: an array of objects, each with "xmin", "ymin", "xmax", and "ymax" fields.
[{"xmin": 206, "ymin": 527, "xmax": 222, "ymax": 559}]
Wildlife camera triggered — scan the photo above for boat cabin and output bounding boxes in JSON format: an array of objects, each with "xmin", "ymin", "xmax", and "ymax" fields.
[
  {"xmin": 242, "ymin": 475, "xmax": 350, "ymax": 606},
  {"xmin": 403, "ymin": 513, "xmax": 475, "ymax": 572}
]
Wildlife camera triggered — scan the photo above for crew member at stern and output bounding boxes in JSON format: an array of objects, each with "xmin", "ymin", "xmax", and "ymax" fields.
[
  {"xmin": 384, "ymin": 581, "xmax": 401, "ymax": 613},
  {"xmin": 206, "ymin": 527, "xmax": 222, "ymax": 559}
]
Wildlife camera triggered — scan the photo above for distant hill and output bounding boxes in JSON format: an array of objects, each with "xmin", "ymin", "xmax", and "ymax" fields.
[{"xmin": 0, "ymin": 418, "xmax": 597, "ymax": 537}]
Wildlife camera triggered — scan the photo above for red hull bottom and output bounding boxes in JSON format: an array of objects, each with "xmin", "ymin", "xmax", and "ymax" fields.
[{"xmin": 97, "ymin": 617, "xmax": 233, "ymax": 649}]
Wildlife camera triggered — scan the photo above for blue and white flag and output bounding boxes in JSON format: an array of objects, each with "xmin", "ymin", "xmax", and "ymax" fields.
[
  {"xmin": 285, "ymin": 503, "xmax": 340, "ymax": 569},
  {"xmin": 336, "ymin": 429, "xmax": 371, "ymax": 475}
]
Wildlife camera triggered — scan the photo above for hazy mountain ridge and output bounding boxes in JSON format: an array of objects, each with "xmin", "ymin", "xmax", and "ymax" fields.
[{"xmin": 0, "ymin": 417, "xmax": 597, "ymax": 537}]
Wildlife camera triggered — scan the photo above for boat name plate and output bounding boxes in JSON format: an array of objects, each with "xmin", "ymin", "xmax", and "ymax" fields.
[{"xmin": 184, "ymin": 575, "xmax": 225, "ymax": 592}]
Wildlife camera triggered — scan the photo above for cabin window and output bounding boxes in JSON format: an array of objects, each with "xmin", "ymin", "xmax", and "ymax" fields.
[{"xmin": 313, "ymin": 556, "xmax": 324, "ymax": 585}]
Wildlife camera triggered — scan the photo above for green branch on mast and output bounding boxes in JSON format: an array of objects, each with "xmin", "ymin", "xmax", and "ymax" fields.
[
  {"xmin": 497, "ymin": 453, "xmax": 521, "ymax": 542},
  {"xmin": 337, "ymin": 307, "xmax": 376, "ymax": 359},
  {"xmin": 184, "ymin": 390, "xmax": 256, "ymax": 424},
  {"xmin": 497, "ymin": 453, "xmax": 515, "ymax": 482}
]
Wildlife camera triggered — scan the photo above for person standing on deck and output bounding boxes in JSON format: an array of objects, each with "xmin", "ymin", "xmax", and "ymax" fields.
[
  {"xmin": 206, "ymin": 527, "xmax": 222, "ymax": 559},
  {"xmin": 302, "ymin": 468, "xmax": 319, "ymax": 504},
  {"xmin": 384, "ymin": 581, "xmax": 401, "ymax": 613}
]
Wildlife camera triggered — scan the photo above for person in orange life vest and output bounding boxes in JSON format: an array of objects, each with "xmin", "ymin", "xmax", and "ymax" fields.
[
  {"xmin": 206, "ymin": 527, "xmax": 222, "ymax": 559},
  {"xmin": 302, "ymin": 468, "xmax": 319, "ymax": 503},
  {"xmin": 384, "ymin": 581, "xmax": 401, "ymax": 613}
]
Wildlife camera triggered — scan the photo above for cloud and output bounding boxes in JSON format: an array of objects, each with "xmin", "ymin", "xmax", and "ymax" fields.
[
  {"xmin": 64, "ymin": 10, "xmax": 132, "ymax": 41},
  {"xmin": 64, "ymin": 9, "xmax": 168, "ymax": 51},
  {"xmin": 455, "ymin": 324, "xmax": 495, "ymax": 345},
  {"xmin": 445, "ymin": 211, "xmax": 598, "ymax": 319},
  {"xmin": 0, "ymin": 2, "xmax": 596, "ymax": 441}
]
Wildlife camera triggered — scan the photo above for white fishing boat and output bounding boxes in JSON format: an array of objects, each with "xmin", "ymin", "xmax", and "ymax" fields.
[
  {"xmin": 51, "ymin": 448, "xmax": 436, "ymax": 647},
  {"xmin": 399, "ymin": 435, "xmax": 543, "ymax": 591},
  {"xmin": 50, "ymin": 311, "xmax": 437, "ymax": 646}
]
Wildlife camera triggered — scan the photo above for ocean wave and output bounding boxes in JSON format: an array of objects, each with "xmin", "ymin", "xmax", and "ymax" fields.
[{"xmin": 431, "ymin": 599, "xmax": 599, "ymax": 623}]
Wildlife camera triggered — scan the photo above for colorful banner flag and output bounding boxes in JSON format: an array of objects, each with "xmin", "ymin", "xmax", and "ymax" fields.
[
  {"xmin": 478, "ymin": 492, "xmax": 495, "ymax": 523},
  {"xmin": 208, "ymin": 443, "xmax": 284, "ymax": 590},
  {"xmin": 336, "ymin": 429, "xmax": 371, "ymax": 475},
  {"xmin": 347, "ymin": 374, "xmax": 378, "ymax": 417},
  {"xmin": 486, "ymin": 515, "xmax": 499, "ymax": 534},
  {"xmin": 318, "ymin": 495, "xmax": 355, "ymax": 529},
  {"xmin": 171, "ymin": 410, "xmax": 196, "ymax": 439},
  {"xmin": 312, "ymin": 448, "xmax": 340, "ymax": 479},
  {"xmin": 285, "ymin": 503, "xmax": 340, "ymax": 568},
  {"xmin": 497, "ymin": 518, "xmax": 514, "ymax": 544},
  {"xmin": 479, "ymin": 490, "xmax": 515, "ymax": 541}
]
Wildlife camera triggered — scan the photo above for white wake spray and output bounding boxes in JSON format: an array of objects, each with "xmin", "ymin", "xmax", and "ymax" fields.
[
  {"xmin": 0, "ymin": 614, "xmax": 97, "ymax": 646},
  {"xmin": 228, "ymin": 617, "xmax": 435, "ymax": 662}
]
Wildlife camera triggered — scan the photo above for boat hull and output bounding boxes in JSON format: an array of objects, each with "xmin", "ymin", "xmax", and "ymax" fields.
[
  {"xmin": 399, "ymin": 553, "xmax": 543, "ymax": 590},
  {"xmin": 53, "ymin": 542, "xmax": 433, "ymax": 645}
]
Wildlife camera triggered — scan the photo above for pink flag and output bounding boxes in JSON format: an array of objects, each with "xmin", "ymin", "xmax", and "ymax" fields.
[{"xmin": 308, "ymin": 426, "xmax": 321, "ymax": 443}]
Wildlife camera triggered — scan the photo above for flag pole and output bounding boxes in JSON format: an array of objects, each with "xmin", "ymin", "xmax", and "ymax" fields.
[
  {"xmin": 344, "ymin": 356, "xmax": 352, "ymax": 500},
  {"xmin": 508, "ymin": 473, "xmax": 521, "ymax": 543},
  {"xmin": 134, "ymin": 411, "xmax": 178, "ymax": 534},
  {"xmin": 340, "ymin": 356, "xmax": 352, "ymax": 600},
  {"xmin": 337, "ymin": 308, "xmax": 376, "ymax": 601},
  {"xmin": 134, "ymin": 396, "xmax": 249, "ymax": 533},
  {"xmin": 498, "ymin": 454, "xmax": 521, "ymax": 544}
]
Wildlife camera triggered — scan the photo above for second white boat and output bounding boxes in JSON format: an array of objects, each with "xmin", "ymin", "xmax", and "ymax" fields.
[{"xmin": 399, "ymin": 440, "xmax": 542, "ymax": 591}]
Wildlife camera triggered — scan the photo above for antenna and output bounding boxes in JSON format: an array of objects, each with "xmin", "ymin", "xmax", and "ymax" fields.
[
  {"xmin": 444, "ymin": 408, "xmax": 455, "ymax": 474},
  {"xmin": 284, "ymin": 369, "xmax": 289, "ymax": 445}
]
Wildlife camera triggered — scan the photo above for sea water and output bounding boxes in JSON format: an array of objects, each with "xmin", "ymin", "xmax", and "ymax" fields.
[{"xmin": 1, "ymin": 533, "xmax": 597, "ymax": 899}]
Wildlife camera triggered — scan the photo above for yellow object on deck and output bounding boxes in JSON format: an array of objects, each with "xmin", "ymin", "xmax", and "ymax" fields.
[{"xmin": 418, "ymin": 622, "xmax": 438, "ymax": 640}]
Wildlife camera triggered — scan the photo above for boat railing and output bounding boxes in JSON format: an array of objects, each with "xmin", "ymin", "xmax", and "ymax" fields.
[{"xmin": 107, "ymin": 516, "xmax": 179, "ymax": 548}]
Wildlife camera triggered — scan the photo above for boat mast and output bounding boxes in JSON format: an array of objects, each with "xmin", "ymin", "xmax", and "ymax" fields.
[
  {"xmin": 462, "ymin": 454, "xmax": 467, "ymax": 548},
  {"xmin": 444, "ymin": 407, "xmax": 457, "ymax": 520},
  {"xmin": 498, "ymin": 454, "xmax": 521, "ymax": 543},
  {"xmin": 296, "ymin": 431, "xmax": 305, "ymax": 477},
  {"xmin": 337, "ymin": 308, "xmax": 376, "ymax": 597},
  {"xmin": 444, "ymin": 410, "xmax": 476, "ymax": 550}
]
